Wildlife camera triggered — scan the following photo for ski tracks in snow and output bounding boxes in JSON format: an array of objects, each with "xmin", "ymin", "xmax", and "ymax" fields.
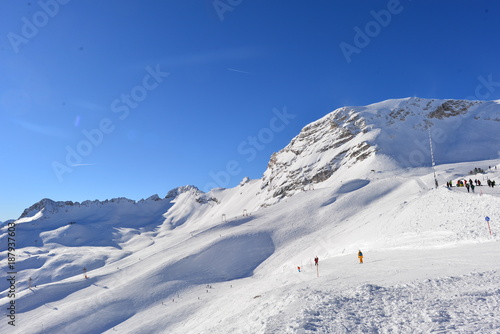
[{"xmin": 265, "ymin": 271, "xmax": 500, "ymax": 333}]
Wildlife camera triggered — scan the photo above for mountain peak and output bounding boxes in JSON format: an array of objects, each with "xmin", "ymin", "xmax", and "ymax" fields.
[
  {"xmin": 19, "ymin": 198, "xmax": 75, "ymax": 219},
  {"xmin": 260, "ymin": 97, "xmax": 499, "ymax": 203},
  {"xmin": 165, "ymin": 185, "xmax": 202, "ymax": 199}
]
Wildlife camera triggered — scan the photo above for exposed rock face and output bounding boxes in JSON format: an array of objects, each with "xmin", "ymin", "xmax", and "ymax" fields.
[
  {"xmin": 165, "ymin": 185, "xmax": 219, "ymax": 205},
  {"xmin": 20, "ymin": 198, "xmax": 76, "ymax": 219},
  {"xmin": 427, "ymin": 100, "xmax": 478, "ymax": 119},
  {"xmin": 260, "ymin": 97, "xmax": 499, "ymax": 203},
  {"xmin": 261, "ymin": 106, "xmax": 375, "ymax": 201},
  {"xmin": 239, "ymin": 177, "xmax": 251, "ymax": 186},
  {"xmin": 17, "ymin": 98, "xmax": 499, "ymax": 218},
  {"xmin": 165, "ymin": 185, "xmax": 201, "ymax": 199}
]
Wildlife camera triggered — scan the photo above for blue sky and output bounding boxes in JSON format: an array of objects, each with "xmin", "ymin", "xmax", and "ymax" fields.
[{"xmin": 1, "ymin": 0, "xmax": 500, "ymax": 221}]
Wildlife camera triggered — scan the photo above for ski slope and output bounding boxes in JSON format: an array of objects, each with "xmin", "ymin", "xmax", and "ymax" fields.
[
  {"xmin": 1, "ymin": 97, "xmax": 499, "ymax": 333},
  {"xmin": 1, "ymin": 158, "xmax": 499, "ymax": 333}
]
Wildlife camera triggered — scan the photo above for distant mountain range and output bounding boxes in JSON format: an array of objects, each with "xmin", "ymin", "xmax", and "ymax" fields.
[{"xmin": 16, "ymin": 97, "xmax": 500, "ymax": 220}]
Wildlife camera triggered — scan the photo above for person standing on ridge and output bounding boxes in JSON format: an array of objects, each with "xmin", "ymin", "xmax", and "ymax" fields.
[
  {"xmin": 358, "ymin": 250, "xmax": 363, "ymax": 264},
  {"xmin": 314, "ymin": 256, "xmax": 319, "ymax": 266}
]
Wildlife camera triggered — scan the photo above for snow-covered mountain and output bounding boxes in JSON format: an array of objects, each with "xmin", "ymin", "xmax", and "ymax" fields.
[
  {"xmin": 10, "ymin": 97, "xmax": 500, "ymax": 220},
  {"xmin": 261, "ymin": 97, "xmax": 499, "ymax": 204},
  {"xmin": 1, "ymin": 97, "xmax": 499, "ymax": 333}
]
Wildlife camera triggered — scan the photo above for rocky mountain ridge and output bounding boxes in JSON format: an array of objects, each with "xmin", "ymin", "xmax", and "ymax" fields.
[
  {"xmin": 260, "ymin": 97, "xmax": 499, "ymax": 203},
  {"xmin": 14, "ymin": 97, "xmax": 500, "ymax": 220}
]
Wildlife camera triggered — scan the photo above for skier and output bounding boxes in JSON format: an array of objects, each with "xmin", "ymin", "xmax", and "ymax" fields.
[
  {"xmin": 465, "ymin": 183, "xmax": 470, "ymax": 193},
  {"xmin": 297, "ymin": 266, "xmax": 301, "ymax": 272},
  {"xmin": 358, "ymin": 250, "xmax": 363, "ymax": 264},
  {"xmin": 314, "ymin": 256, "xmax": 319, "ymax": 266}
]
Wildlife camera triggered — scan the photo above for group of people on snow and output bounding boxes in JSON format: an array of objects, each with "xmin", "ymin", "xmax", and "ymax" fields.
[
  {"xmin": 447, "ymin": 179, "xmax": 478, "ymax": 192},
  {"xmin": 470, "ymin": 167, "xmax": 486, "ymax": 174},
  {"xmin": 446, "ymin": 178, "xmax": 497, "ymax": 192},
  {"xmin": 450, "ymin": 178, "xmax": 481, "ymax": 188}
]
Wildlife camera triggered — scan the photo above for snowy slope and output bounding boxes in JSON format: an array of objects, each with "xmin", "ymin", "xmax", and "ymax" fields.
[
  {"xmin": 261, "ymin": 97, "xmax": 500, "ymax": 204},
  {"xmin": 1, "ymin": 98, "xmax": 499, "ymax": 334}
]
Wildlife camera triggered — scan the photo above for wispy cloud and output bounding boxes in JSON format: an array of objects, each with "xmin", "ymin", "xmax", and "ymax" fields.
[
  {"xmin": 69, "ymin": 163, "xmax": 96, "ymax": 167},
  {"xmin": 227, "ymin": 68, "xmax": 251, "ymax": 74}
]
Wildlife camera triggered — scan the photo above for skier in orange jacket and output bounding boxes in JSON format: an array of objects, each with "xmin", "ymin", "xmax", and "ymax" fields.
[{"xmin": 358, "ymin": 250, "xmax": 363, "ymax": 264}]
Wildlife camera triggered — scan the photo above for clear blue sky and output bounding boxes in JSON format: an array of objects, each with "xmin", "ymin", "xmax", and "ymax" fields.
[{"xmin": 1, "ymin": 0, "xmax": 500, "ymax": 221}]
